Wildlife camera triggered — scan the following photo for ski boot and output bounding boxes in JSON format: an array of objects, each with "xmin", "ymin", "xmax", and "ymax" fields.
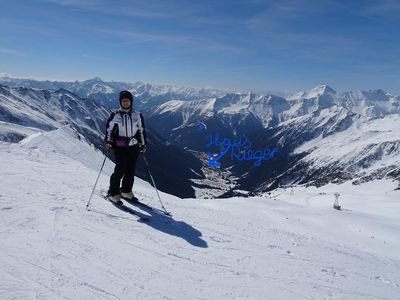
[
  {"xmin": 106, "ymin": 193, "xmax": 122, "ymax": 205},
  {"xmin": 121, "ymin": 191, "xmax": 138, "ymax": 203}
]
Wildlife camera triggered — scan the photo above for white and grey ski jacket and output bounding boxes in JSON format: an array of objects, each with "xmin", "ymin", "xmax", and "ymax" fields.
[{"xmin": 105, "ymin": 109, "xmax": 147, "ymax": 146}]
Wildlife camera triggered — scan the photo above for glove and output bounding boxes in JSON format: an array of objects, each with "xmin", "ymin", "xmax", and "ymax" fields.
[{"xmin": 139, "ymin": 144, "xmax": 146, "ymax": 154}]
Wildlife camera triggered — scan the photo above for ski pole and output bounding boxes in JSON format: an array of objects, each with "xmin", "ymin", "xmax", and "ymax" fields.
[
  {"xmin": 86, "ymin": 155, "xmax": 107, "ymax": 210},
  {"xmin": 142, "ymin": 156, "xmax": 171, "ymax": 216}
]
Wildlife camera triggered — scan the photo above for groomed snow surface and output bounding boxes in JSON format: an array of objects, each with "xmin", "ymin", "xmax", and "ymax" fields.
[{"xmin": 0, "ymin": 127, "xmax": 399, "ymax": 299}]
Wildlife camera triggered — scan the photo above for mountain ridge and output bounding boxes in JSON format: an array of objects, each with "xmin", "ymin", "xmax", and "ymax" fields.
[{"xmin": 1, "ymin": 77, "xmax": 399, "ymax": 197}]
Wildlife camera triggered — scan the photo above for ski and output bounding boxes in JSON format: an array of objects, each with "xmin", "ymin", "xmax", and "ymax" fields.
[
  {"xmin": 122, "ymin": 196, "xmax": 172, "ymax": 217},
  {"xmin": 104, "ymin": 196, "xmax": 151, "ymax": 221}
]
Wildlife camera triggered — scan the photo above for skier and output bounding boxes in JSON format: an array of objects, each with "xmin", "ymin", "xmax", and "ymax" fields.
[{"xmin": 105, "ymin": 90, "xmax": 147, "ymax": 203}]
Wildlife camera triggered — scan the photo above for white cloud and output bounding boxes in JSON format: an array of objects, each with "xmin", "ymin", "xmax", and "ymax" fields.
[
  {"xmin": 364, "ymin": 0, "xmax": 400, "ymax": 14},
  {"xmin": 0, "ymin": 47, "xmax": 27, "ymax": 57},
  {"xmin": 43, "ymin": 0, "xmax": 171, "ymax": 18},
  {"xmin": 245, "ymin": 0, "xmax": 335, "ymax": 30},
  {"xmin": 333, "ymin": 1, "xmax": 399, "ymax": 31},
  {"xmin": 96, "ymin": 28, "xmax": 245, "ymax": 54}
]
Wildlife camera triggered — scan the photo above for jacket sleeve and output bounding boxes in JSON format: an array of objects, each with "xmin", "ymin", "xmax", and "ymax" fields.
[
  {"xmin": 104, "ymin": 112, "xmax": 116, "ymax": 143},
  {"xmin": 137, "ymin": 113, "xmax": 147, "ymax": 146}
]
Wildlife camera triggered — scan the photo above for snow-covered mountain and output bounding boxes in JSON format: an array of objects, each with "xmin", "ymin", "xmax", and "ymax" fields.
[
  {"xmin": 151, "ymin": 85, "xmax": 400, "ymax": 132},
  {"xmin": 240, "ymin": 112, "xmax": 400, "ymax": 194},
  {"xmin": 151, "ymin": 92, "xmax": 290, "ymax": 130},
  {"xmin": 1, "ymin": 77, "xmax": 399, "ymax": 197},
  {"xmin": 0, "ymin": 84, "xmax": 205, "ymax": 198},
  {"xmin": 287, "ymin": 85, "xmax": 400, "ymax": 118},
  {"xmin": 0, "ymin": 84, "xmax": 109, "ymax": 145},
  {"xmin": 145, "ymin": 84, "xmax": 400, "ymax": 196},
  {"xmin": 294, "ymin": 114, "xmax": 400, "ymax": 184},
  {"xmin": 0, "ymin": 126, "xmax": 399, "ymax": 299}
]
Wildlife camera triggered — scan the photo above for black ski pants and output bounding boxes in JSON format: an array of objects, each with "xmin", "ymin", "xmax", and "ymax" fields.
[{"xmin": 108, "ymin": 145, "xmax": 140, "ymax": 195}]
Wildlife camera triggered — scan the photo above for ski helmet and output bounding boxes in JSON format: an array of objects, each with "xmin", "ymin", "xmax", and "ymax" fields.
[{"xmin": 119, "ymin": 90, "xmax": 133, "ymax": 108}]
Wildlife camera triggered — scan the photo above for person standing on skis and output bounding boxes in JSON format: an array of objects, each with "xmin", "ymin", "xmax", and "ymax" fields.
[{"xmin": 105, "ymin": 90, "xmax": 147, "ymax": 203}]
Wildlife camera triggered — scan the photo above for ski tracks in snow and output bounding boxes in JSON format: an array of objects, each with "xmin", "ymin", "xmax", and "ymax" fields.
[{"xmin": 1, "ymin": 140, "xmax": 400, "ymax": 299}]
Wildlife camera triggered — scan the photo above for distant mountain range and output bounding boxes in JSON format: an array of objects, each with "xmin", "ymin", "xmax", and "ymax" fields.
[
  {"xmin": 0, "ymin": 76, "xmax": 228, "ymax": 109},
  {"xmin": 1, "ymin": 76, "xmax": 399, "ymax": 197},
  {"xmin": 141, "ymin": 82, "xmax": 400, "ymax": 196}
]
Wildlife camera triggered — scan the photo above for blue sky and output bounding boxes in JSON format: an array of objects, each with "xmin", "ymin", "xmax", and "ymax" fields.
[{"xmin": 0, "ymin": 0, "xmax": 399, "ymax": 93}]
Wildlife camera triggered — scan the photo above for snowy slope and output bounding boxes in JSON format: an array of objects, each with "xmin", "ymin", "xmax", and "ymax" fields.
[
  {"xmin": 0, "ymin": 121, "xmax": 41, "ymax": 142},
  {"xmin": 1, "ymin": 127, "xmax": 399, "ymax": 299},
  {"xmin": 0, "ymin": 84, "xmax": 114, "ymax": 182},
  {"xmin": 293, "ymin": 114, "xmax": 400, "ymax": 182},
  {"xmin": 0, "ymin": 84, "xmax": 109, "ymax": 142}
]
